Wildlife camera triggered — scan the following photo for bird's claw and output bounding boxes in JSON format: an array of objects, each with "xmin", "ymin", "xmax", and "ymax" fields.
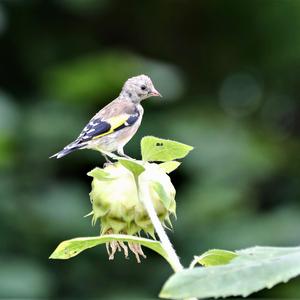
[{"xmin": 103, "ymin": 161, "xmax": 113, "ymax": 168}]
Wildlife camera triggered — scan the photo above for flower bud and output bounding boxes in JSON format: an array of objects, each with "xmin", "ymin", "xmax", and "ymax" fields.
[{"xmin": 88, "ymin": 161, "xmax": 176, "ymax": 261}]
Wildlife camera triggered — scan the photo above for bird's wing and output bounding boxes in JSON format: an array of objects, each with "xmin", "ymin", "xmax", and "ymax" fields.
[{"xmin": 75, "ymin": 100, "xmax": 140, "ymax": 143}]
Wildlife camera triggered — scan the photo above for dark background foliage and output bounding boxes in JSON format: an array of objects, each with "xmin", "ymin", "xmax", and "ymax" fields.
[{"xmin": 0, "ymin": 0, "xmax": 300, "ymax": 298}]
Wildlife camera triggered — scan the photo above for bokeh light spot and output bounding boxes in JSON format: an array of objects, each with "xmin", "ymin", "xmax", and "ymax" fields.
[{"xmin": 219, "ymin": 72, "xmax": 263, "ymax": 117}]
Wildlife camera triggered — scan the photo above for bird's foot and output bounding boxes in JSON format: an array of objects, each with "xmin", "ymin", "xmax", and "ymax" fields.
[
  {"xmin": 101, "ymin": 152, "xmax": 114, "ymax": 168},
  {"xmin": 103, "ymin": 162, "xmax": 113, "ymax": 168},
  {"xmin": 117, "ymin": 149, "xmax": 134, "ymax": 160}
]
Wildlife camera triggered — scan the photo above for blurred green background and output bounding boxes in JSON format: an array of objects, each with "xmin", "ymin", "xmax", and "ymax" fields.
[{"xmin": 0, "ymin": 0, "xmax": 300, "ymax": 298}]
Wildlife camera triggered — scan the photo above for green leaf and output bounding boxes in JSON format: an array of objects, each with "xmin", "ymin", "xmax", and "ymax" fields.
[
  {"xmin": 141, "ymin": 136, "xmax": 193, "ymax": 162},
  {"xmin": 159, "ymin": 161, "xmax": 181, "ymax": 173},
  {"xmin": 50, "ymin": 234, "xmax": 173, "ymax": 266},
  {"xmin": 118, "ymin": 159, "xmax": 145, "ymax": 177},
  {"xmin": 160, "ymin": 246, "xmax": 300, "ymax": 299},
  {"xmin": 87, "ymin": 167, "xmax": 112, "ymax": 180},
  {"xmin": 194, "ymin": 249, "xmax": 238, "ymax": 267}
]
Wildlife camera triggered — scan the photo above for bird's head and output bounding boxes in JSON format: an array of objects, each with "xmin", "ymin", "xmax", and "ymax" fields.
[{"xmin": 121, "ymin": 74, "xmax": 162, "ymax": 103}]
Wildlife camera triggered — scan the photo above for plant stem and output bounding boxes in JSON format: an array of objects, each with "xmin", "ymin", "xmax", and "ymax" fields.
[
  {"xmin": 138, "ymin": 177, "xmax": 183, "ymax": 273},
  {"xmin": 139, "ymin": 179, "xmax": 198, "ymax": 300},
  {"xmin": 189, "ymin": 256, "xmax": 200, "ymax": 269}
]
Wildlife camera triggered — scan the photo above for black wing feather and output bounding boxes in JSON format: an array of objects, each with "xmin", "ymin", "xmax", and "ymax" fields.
[
  {"xmin": 77, "ymin": 118, "xmax": 111, "ymax": 142},
  {"xmin": 126, "ymin": 113, "xmax": 140, "ymax": 125},
  {"xmin": 50, "ymin": 107, "xmax": 140, "ymax": 159},
  {"xmin": 114, "ymin": 113, "xmax": 140, "ymax": 131}
]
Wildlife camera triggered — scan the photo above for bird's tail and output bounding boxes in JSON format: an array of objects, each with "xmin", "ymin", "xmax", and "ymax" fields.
[{"xmin": 50, "ymin": 142, "xmax": 83, "ymax": 159}]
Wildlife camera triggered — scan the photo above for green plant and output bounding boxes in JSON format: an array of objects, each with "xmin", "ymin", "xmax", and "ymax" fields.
[{"xmin": 50, "ymin": 136, "xmax": 300, "ymax": 299}]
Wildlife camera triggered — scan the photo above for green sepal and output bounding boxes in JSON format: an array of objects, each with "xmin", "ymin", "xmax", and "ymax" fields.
[{"xmin": 159, "ymin": 161, "xmax": 181, "ymax": 173}]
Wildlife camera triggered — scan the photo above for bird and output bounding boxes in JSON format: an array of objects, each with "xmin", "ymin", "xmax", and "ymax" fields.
[{"xmin": 50, "ymin": 74, "xmax": 162, "ymax": 161}]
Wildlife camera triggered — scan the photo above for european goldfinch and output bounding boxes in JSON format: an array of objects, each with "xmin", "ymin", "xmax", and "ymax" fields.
[{"xmin": 51, "ymin": 74, "xmax": 161, "ymax": 161}]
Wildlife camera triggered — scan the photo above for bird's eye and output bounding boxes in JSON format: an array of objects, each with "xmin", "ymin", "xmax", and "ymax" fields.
[{"xmin": 141, "ymin": 85, "xmax": 146, "ymax": 90}]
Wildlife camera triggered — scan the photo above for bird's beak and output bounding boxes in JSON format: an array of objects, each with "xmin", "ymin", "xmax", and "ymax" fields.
[{"xmin": 150, "ymin": 88, "xmax": 162, "ymax": 97}]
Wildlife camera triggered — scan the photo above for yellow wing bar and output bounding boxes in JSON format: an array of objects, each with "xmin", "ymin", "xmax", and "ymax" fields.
[{"xmin": 92, "ymin": 114, "xmax": 130, "ymax": 139}]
